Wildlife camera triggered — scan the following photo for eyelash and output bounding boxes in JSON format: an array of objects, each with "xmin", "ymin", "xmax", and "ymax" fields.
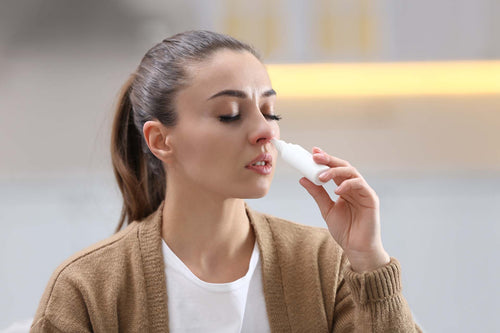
[{"xmin": 219, "ymin": 114, "xmax": 282, "ymax": 123}]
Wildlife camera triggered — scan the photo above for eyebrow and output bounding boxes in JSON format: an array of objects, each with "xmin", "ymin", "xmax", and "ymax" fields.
[{"xmin": 207, "ymin": 89, "xmax": 276, "ymax": 100}]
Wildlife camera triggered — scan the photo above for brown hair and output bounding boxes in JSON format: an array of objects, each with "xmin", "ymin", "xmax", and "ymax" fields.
[{"xmin": 111, "ymin": 30, "xmax": 260, "ymax": 232}]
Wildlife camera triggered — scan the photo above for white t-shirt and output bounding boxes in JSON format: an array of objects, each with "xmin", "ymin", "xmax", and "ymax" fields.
[{"xmin": 162, "ymin": 240, "xmax": 271, "ymax": 333}]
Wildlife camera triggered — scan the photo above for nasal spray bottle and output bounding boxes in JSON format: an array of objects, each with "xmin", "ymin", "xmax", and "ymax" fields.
[{"xmin": 271, "ymin": 138, "xmax": 329, "ymax": 186}]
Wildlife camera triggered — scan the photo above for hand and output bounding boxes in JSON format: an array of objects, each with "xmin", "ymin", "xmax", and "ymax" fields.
[{"xmin": 299, "ymin": 147, "xmax": 390, "ymax": 273}]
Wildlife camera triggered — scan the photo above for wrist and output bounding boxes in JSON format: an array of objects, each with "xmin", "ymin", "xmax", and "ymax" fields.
[{"xmin": 346, "ymin": 249, "xmax": 391, "ymax": 273}]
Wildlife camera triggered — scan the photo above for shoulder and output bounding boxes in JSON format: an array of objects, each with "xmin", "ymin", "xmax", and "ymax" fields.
[
  {"xmin": 49, "ymin": 203, "xmax": 166, "ymax": 282},
  {"xmin": 34, "ymin": 212, "xmax": 159, "ymax": 316},
  {"xmin": 41, "ymin": 221, "xmax": 142, "ymax": 299},
  {"xmin": 32, "ymin": 221, "xmax": 142, "ymax": 330},
  {"xmin": 32, "ymin": 206, "xmax": 165, "ymax": 331},
  {"xmin": 56, "ymin": 221, "xmax": 141, "ymax": 279}
]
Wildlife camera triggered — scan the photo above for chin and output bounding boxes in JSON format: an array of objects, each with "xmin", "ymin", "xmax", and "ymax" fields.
[
  {"xmin": 241, "ymin": 180, "xmax": 272, "ymax": 199},
  {"xmin": 226, "ymin": 179, "xmax": 270, "ymax": 199},
  {"xmin": 243, "ymin": 190, "xmax": 269, "ymax": 199}
]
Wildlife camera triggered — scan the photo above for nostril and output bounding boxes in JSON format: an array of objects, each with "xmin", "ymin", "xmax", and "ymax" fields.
[
  {"xmin": 254, "ymin": 136, "xmax": 272, "ymax": 146},
  {"xmin": 249, "ymin": 124, "xmax": 276, "ymax": 145}
]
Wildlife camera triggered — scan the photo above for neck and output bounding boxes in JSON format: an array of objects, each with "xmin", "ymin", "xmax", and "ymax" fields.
[{"xmin": 161, "ymin": 181, "xmax": 254, "ymax": 280}]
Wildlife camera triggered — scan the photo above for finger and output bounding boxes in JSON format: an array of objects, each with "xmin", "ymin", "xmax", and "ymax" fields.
[
  {"xmin": 312, "ymin": 150, "xmax": 350, "ymax": 168},
  {"xmin": 335, "ymin": 178, "xmax": 378, "ymax": 208},
  {"xmin": 299, "ymin": 177, "xmax": 335, "ymax": 219},
  {"xmin": 318, "ymin": 166, "xmax": 362, "ymax": 186}
]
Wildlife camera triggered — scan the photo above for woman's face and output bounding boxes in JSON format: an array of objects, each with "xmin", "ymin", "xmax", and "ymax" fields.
[{"xmin": 167, "ymin": 49, "xmax": 280, "ymax": 199}]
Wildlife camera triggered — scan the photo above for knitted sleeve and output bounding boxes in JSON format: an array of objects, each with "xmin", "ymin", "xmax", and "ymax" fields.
[{"xmin": 331, "ymin": 254, "xmax": 423, "ymax": 332}]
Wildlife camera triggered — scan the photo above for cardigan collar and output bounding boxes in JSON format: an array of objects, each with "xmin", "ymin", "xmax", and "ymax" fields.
[
  {"xmin": 137, "ymin": 200, "xmax": 291, "ymax": 332},
  {"xmin": 137, "ymin": 200, "xmax": 168, "ymax": 332},
  {"xmin": 245, "ymin": 203, "xmax": 292, "ymax": 332}
]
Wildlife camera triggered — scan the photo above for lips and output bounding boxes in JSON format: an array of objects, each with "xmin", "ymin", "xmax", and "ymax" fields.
[
  {"xmin": 245, "ymin": 153, "xmax": 273, "ymax": 175},
  {"xmin": 246, "ymin": 153, "xmax": 273, "ymax": 168}
]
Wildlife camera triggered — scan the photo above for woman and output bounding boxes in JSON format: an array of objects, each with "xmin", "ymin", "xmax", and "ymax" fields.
[{"xmin": 31, "ymin": 31, "xmax": 421, "ymax": 332}]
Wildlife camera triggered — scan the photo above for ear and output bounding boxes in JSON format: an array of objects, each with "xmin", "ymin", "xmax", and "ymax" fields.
[{"xmin": 143, "ymin": 120, "xmax": 173, "ymax": 162}]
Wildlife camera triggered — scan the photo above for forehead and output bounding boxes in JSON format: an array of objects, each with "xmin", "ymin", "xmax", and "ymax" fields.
[{"xmin": 185, "ymin": 49, "xmax": 272, "ymax": 95}]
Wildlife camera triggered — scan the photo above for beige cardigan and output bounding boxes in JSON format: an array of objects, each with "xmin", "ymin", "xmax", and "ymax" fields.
[{"xmin": 31, "ymin": 202, "xmax": 421, "ymax": 332}]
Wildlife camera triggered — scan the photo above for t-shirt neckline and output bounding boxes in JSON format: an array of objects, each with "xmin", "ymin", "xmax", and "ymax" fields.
[{"xmin": 162, "ymin": 239, "xmax": 260, "ymax": 292}]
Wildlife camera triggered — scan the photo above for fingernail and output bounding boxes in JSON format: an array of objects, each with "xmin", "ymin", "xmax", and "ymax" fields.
[
  {"xmin": 335, "ymin": 186, "xmax": 342, "ymax": 194},
  {"xmin": 319, "ymin": 170, "xmax": 328, "ymax": 180},
  {"xmin": 313, "ymin": 152, "xmax": 326, "ymax": 160}
]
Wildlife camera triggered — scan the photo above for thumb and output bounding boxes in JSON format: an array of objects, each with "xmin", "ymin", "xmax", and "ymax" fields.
[{"xmin": 299, "ymin": 177, "xmax": 335, "ymax": 220}]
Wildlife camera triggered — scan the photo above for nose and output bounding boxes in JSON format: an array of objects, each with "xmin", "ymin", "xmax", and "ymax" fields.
[{"xmin": 248, "ymin": 112, "xmax": 277, "ymax": 146}]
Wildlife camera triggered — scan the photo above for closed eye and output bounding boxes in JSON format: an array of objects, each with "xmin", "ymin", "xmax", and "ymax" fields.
[
  {"xmin": 219, "ymin": 114, "xmax": 281, "ymax": 123},
  {"xmin": 218, "ymin": 113, "xmax": 282, "ymax": 123},
  {"xmin": 219, "ymin": 114, "xmax": 241, "ymax": 122},
  {"xmin": 264, "ymin": 114, "xmax": 282, "ymax": 121}
]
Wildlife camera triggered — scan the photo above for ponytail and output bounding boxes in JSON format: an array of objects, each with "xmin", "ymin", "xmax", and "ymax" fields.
[{"xmin": 111, "ymin": 75, "xmax": 166, "ymax": 232}]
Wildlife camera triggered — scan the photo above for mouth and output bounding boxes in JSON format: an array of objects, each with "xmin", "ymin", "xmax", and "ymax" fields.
[{"xmin": 245, "ymin": 153, "xmax": 273, "ymax": 175}]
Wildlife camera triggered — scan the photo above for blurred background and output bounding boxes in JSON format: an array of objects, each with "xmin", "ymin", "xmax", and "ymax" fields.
[{"xmin": 1, "ymin": 0, "xmax": 499, "ymax": 332}]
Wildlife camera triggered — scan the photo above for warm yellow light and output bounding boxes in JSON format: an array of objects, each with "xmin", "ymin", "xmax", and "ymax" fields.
[{"xmin": 266, "ymin": 61, "xmax": 500, "ymax": 98}]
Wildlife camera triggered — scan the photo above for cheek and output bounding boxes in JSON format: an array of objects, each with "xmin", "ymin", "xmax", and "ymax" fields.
[
  {"xmin": 176, "ymin": 129, "xmax": 211, "ymax": 165},
  {"xmin": 174, "ymin": 122, "xmax": 236, "ymax": 169}
]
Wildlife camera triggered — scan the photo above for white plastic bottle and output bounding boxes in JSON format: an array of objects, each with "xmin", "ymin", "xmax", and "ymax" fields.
[{"xmin": 271, "ymin": 138, "xmax": 329, "ymax": 186}]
